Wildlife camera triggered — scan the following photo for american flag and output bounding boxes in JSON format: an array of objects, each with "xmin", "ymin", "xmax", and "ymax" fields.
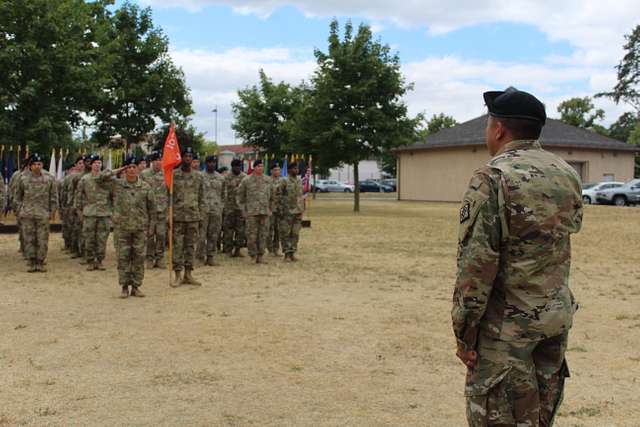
[{"xmin": 302, "ymin": 156, "xmax": 312, "ymax": 196}]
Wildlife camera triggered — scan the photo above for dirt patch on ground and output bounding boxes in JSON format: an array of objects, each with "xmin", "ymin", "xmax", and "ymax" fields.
[{"xmin": 1, "ymin": 197, "xmax": 639, "ymax": 426}]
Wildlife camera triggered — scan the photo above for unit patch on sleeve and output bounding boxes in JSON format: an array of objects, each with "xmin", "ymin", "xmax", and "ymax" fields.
[{"xmin": 460, "ymin": 201, "xmax": 471, "ymax": 224}]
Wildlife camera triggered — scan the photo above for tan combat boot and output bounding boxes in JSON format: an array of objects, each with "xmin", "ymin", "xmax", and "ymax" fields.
[
  {"xmin": 130, "ymin": 287, "xmax": 145, "ymax": 298},
  {"xmin": 146, "ymin": 259, "xmax": 155, "ymax": 269},
  {"xmin": 205, "ymin": 256, "xmax": 219, "ymax": 267},
  {"xmin": 120, "ymin": 286, "xmax": 129, "ymax": 298},
  {"xmin": 290, "ymin": 254, "xmax": 299, "ymax": 262},
  {"xmin": 256, "ymin": 254, "xmax": 268, "ymax": 264},
  {"xmin": 171, "ymin": 271, "xmax": 182, "ymax": 288},
  {"xmin": 27, "ymin": 260, "xmax": 38, "ymax": 273},
  {"xmin": 184, "ymin": 270, "xmax": 202, "ymax": 287},
  {"xmin": 232, "ymin": 247, "xmax": 243, "ymax": 258},
  {"xmin": 37, "ymin": 261, "xmax": 47, "ymax": 272},
  {"xmin": 156, "ymin": 257, "xmax": 167, "ymax": 269}
]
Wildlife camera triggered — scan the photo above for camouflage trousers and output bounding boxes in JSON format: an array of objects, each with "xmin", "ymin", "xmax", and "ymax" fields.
[
  {"xmin": 83, "ymin": 216, "xmax": 110, "ymax": 263},
  {"xmin": 246, "ymin": 215, "xmax": 269, "ymax": 257},
  {"xmin": 199, "ymin": 212, "xmax": 222, "ymax": 259},
  {"xmin": 268, "ymin": 214, "xmax": 281, "ymax": 254},
  {"xmin": 73, "ymin": 214, "xmax": 84, "ymax": 256},
  {"xmin": 465, "ymin": 331, "xmax": 569, "ymax": 427},
  {"xmin": 61, "ymin": 209, "xmax": 71, "ymax": 249},
  {"xmin": 17, "ymin": 217, "xmax": 25, "ymax": 253},
  {"xmin": 146, "ymin": 216, "xmax": 167, "ymax": 261},
  {"xmin": 116, "ymin": 229, "xmax": 146, "ymax": 288},
  {"xmin": 172, "ymin": 221, "xmax": 199, "ymax": 271},
  {"xmin": 20, "ymin": 217, "xmax": 49, "ymax": 263},
  {"xmin": 279, "ymin": 213, "xmax": 302, "ymax": 255},
  {"xmin": 223, "ymin": 209, "xmax": 245, "ymax": 253}
]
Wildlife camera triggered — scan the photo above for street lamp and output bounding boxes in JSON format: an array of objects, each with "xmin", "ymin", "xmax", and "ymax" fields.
[{"xmin": 212, "ymin": 105, "xmax": 218, "ymax": 144}]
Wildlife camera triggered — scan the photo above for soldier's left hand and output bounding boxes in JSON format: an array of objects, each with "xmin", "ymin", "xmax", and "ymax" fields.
[{"xmin": 456, "ymin": 348, "xmax": 478, "ymax": 369}]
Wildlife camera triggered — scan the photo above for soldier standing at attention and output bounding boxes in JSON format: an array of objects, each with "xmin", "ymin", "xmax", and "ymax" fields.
[
  {"xmin": 0, "ymin": 173, "xmax": 5, "ymax": 213},
  {"xmin": 276, "ymin": 162, "xmax": 304, "ymax": 262},
  {"xmin": 70, "ymin": 156, "xmax": 92, "ymax": 260},
  {"xmin": 171, "ymin": 148, "xmax": 204, "ymax": 287},
  {"xmin": 76, "ymin": 155, "xmax": 113, "ymax": 271},
  {"xmin": 452, "ymin": 88, "xmax": 583, "ymax": 427},
  {"xmin": 267, "ymin": 163, "xmax": 283, "ymax": 256},
  {"xmin": 140, "ymin": 151, "xmax": 169, "ymax": 268},
  {"xmin": 237, "ymin": 159, "xmax": 273, "ymax": 264},
  {"xmin": 223, "ymin": 159, "xmax": 246, "ymax": 257},
  {"xmin": 136, "ymin": 157, "xmax": 147, "ymax": 174},
  {"xmin": 9, "ymin": 160, "xmax": 30, "ymax": 255},
  {"xmin": 199, "ymin": 155, "xmax": 224, "ymax": 266},
  {"xmin": 110, "ymin": 158, "xmax": 155, "ymax": 298},
  {"xmin": 14, "ymin": 154, "xmax": 58, "ymax": 272}
]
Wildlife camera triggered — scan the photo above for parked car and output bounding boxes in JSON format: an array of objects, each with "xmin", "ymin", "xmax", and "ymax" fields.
[
  {"xmin": 314, "ymin": 179, "xmax": 354, "ymax": 193},
  {"xmin": 582, "ymin": 181, "xmax": 624, "ymax": 204},
  {"xmin": 358, "ymin": 180, "xmax": 394, "ymax": 192},
  {"xmin": 381, "ymin": 179, "xmax": 397, "ymax": 191},
  {"xmin": 595, "ymin": 179, "xmax": 640, "ymax": 206}
]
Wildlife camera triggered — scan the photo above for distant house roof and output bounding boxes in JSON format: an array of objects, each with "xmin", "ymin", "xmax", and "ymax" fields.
[
  {"xmin": 395, "ymin": 115, "xmax": 640, "ymax": 153},
  {"xmin": 218, "ymin": 144, "xmax": 258, "ymax": 155}
]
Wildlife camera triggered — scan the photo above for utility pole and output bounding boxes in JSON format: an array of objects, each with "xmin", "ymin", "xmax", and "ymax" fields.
[{"xmin": 212, "ymin": 105, "xmax": 218, "ymax": 144}]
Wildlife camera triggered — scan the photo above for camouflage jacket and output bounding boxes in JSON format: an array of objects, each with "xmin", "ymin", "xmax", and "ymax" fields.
[
  {"xmin": 8, "ymin": 170, "xmax": 23, "ymax": 210},
  {"xmin": 112, "ymin": 177, "xmax": 155, "ymax": 231},
  {"xmin": 140, "ymin": 168, "xmax": 169, "ymax": 216},
  {"xmin": 236, "ymin": 174, "xmax": 273, "ymax": 216},
  {"xmin": 452, "ymin": 140, "xmax": 582, "ymax": 350},
  {"xmin": 275, "ymin": 176, "xmax": 304, "ymax": 215},
  {"xmin": 75, "ymin": 171, "xmax": 114, "ymax": 217},
  {"xmin": 202, "ymin": 171, "xmax": 225, "ymax": 215},
  {"xmin": 15, "ymin": 171, "xmax": 58, "ymax": 219},
  {"xmin": 223, "ymin": 172, "xmax": 246, "ymax": 212},
  {"xmin": 0, "ymin": 178, "xmax": 5, "ymax": 212},
  {"xmin": 172, "ymin": 168, "xmax": 204, "ymax": 222},
  {"xmin": 60, "ymin": 172, "xmax": 78, "ymax": 209}
]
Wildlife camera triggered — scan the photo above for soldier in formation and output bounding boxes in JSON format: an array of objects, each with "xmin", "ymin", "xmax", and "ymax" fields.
[
  {"xmin": 236, "ymin": 159, "xmax": 273, "ymax": 264},
  {"xmin": 452, "ymin": 88, "xmax": 583, "ymax": 426},
  {"xmin": 198, "ymin": 155, "xmax": 224, "ymax": 266},
  {"xmin": 275, "ymin": 161, "xmax": 305, "ymax": 262},
  {"xmin": 222, "ymin": 159, "xmax": 246, "ymax": 257},
  {"xmin": 9, "ymin": 160, "xmax": 30, "ymax": 254},
  {"xmin": 140, "ymin": 151, "xmax": 168, "ymax": 268},
  {"xmin": 267, "ymin": 163, "xmax": 283, "ymax": 256},
  {"xmin": 14, "ymin": 154, "xmax": 58, "ymax": 272}
]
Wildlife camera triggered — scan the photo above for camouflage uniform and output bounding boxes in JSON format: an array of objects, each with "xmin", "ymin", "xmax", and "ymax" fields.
[
  {"xmin": 236, "ymin": 173, "xmax": 273, "ymax": 258},
  {"xmin": 76, "ymin": 171, "xmax": 113, "ymax": 267},
  {"xmin": 9, "ymin": 170, "xmax": 25, "ymax": 253},
  {"xmin": 14, "ymin": 171, "xmax": 57, "ymax": 270},
  {"xmin": 222, "ymin": 171, "xmax": 247, "ymax": 254},
  {"xmin": 0, "ymin": 176, "xmax": 5, "ymax": 213},
  {"xmin": 452, "ymin": 140, "xmax": 583, "ymax": 427},
  {"xmin": 140, "ymin": 168, "xmax": 168, "ymax": 265},
  {"xmin": 275, "ymin": 175, "xmax": 304, "ymax": 257},
  {"xmin": 60, "ymin": 172, "xmax": 76, "ymax": 250},
  {"xmin": 199, "ymin": 170, "xmax": 225, "ymax": 263},
  {"xmin": 69, "ymin": 171, "xmax": 88, "ymax": 257},
  {"xmin": 268, "ymin": 175, "xmax": 284, "ymax": 254},
  {"xmin": 171, "ymin": 168, "xmax": 204, "ymax": 272},
  {"xmin": 112, "ymin": 175, "xmax": 155, "ymax": 290}
]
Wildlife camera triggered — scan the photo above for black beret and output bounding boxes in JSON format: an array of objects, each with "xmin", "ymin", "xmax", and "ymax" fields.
[
  {"xmin": 182, "ymin": 147, "xmax": 194, "ymax": 156},
  {"xmin": 217, "ymin": 166, "xmax": 228, "ymax": 173},
  {"xmin": 205, "ymin": 155, "xmax": 216, "ymax": 163},
  {"xmin": 231, "ymin": 159, "xmax": 242, "ymax": 167},
  {"xmin": 89, "ymin": 154, "xmax": 102, "ymax": 164},
  {"xmin": 483, "ymin": 87, "xmax": 546, "ymax": 125},
  {"xmin": 123, "ymin": 156, "xmax": 137, "ymax": 166},
  {"xmin": 135, "ymin": 157, "xmax": 146, "ymax": 165},
  {"xmin": 253, "ymin": 159, "xmax": 263, "ymax": 167},
  {"xmin": 29, "ymin": 153, "xmax": 43, "ymax": 164},
  {"xmin": 271, "ymin": 162, "xmax": 281, "ymax": 169},
  {"xmin": 148, "ymin": 151, "xmax": 161, "ymax": 161},
  {"xmin": 77, "ymin": 155, "xmax": 87, "ymax": 163},
  {"xmin": 287, "ymin": 161, "xmax": 298, "ymax": 170}
]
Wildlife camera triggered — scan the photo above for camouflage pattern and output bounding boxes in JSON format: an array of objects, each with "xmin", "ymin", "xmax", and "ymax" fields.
[
  {"xmin": 9, "ymin": 170, "xmax": 25, "ymax": 253},
  {"xmin": 76, "ymin": 171, "xmax": 113, "ymax": 263},
  {"xmin": 268, "ymin": 176, "xmax": 284, "ymax": 254},
  {"xmin": 68, "ymin": 171, "xmax": 88, "ymax": 257},
  {"xmin": 172, "ymin": 168, "xmax": 204, "ymax": 271},
  {"xmin": 199, "ymin": 170, "xmax": 224, "ymax": 259},
  {"xmin": 112, "ymin": 176, "xmax": 155, "ymax": 288},
  {"xmin": 452, "ymin": 139, "xmax": 582, "ymax": 427},
  {"xmin": 60, "ymin": 172, "xmax": 77, "ymax": 250},
  {"xmin": 140, "ymin": 167, "xmax": 169, "ymax": 262},
  {"xmin": 275, "ymin": 175, "xmax": 304, "ymax": 255},
  {"xmin": 237, "ymin": 174, "xmax": 273, "ymax": 257},
  {"xmin": 0, "ymin": 177, "xmax": 5, "ymax": 212},
  {"xmin": 222, "ymin": 171, "xmax": 247, "ymax": 253}
]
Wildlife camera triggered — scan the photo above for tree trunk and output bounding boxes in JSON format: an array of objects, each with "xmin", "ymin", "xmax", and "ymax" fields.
[{"xmin": 353, "ymin": 161, "xmax": 360, "ymax": 213}]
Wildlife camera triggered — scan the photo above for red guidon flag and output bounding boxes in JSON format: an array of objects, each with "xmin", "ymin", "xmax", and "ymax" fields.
[{"xmin": 161, "ymin": 123, "xmax": 181, "ymax": 188}]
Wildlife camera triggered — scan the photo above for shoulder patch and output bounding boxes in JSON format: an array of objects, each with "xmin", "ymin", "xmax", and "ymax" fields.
[{"xmin": 460, "ymin": 201, "xmax": 471, "ymax": 223}]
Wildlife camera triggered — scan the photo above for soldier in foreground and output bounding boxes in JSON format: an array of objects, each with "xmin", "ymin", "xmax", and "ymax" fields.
[
  {"xmin": 140, "ymin": 151, "xmax": 168, "ymax": 268},
  {"xmin": 199, "ymin": 155, "xmax": 224, "ymax": 266},
  {"xmin": 267, "ymin": 162, "xmax": 283, "ymax": 256},
  {"xmin": 275, "ymin": 161, "xmax": 304, "ymax": 262},
  {"xmin": 452, "ymin": 88, "xmax": 583, "ymax": 426},
  {"xmin": 14, "ymin": 154, "xmax": 58, "ymax": 272},
  {"xmin": 222, "ymin": 159, "xmax": 246, "ymax": 257},
  {"xmin": 171, "ymin": 148, "xmax": 204, "ymax": 287},
  {"xmin": 237, "ymin": 159, "xmax": 273, "ymax": 264},
  {"xmin": 111, "ymin": 158, "xmax": 155, "ymax": 298}
]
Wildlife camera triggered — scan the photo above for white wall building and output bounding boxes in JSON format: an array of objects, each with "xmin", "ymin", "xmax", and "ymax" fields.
[{"xmin": 328, "ymin": 160, "xmax": 382, "ymax": 183}]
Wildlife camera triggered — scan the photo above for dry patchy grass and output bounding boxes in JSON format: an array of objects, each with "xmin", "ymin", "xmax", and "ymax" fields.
[{"xmin": 0, "ymin": 195, "xmax": 639, "ymax": 426}]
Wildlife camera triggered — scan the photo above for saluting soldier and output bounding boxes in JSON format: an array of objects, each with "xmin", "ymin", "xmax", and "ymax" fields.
[
  {"xmin": 110, "ymin": 157, "xmax": 155, "ymax": 298},
  {"xmin": 452, "ymin": 88, "xmax": 583, "ymax": 427},
  {"xmin": 171, "ymin": 147, "xmax": 204, "ymax": 287},
  {"xmin": 14, "ymin": 154, "xmax": 58, "ymax": 272},
  {"xmin": 267, "ymin": 162, "xmax": 283, "ymax": 256},
  {"xmin": 70, "ymin": 155, "xmax": 92, "ymax": 259},
  {"xmin": 236, "ymin": 159, "xmax": 273, "ymax": 264},
  {"xmin": 140, "ymin": 151, "xmax": 169, "ymax": 268},
  {"xmin": 275, "ymin": 161, "xmax": 305, "ymax": 262},
  {"xmin": 75, "ymin": 155, "xmax": 113, "ymax": 271},
  {"xmin": 198, "ymin": 155, "xmax": 225, "ymax": 266},
  {"xmin": 222, "ymin": 159, "xmax": 246, "ymax": 257}
]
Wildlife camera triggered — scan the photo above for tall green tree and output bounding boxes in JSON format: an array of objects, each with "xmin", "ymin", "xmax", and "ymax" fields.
[
  {"xmin": 0, "ymin": 0, "xmax": 111, "ymax": 153},
  {"xmin": 557, "ymin": 97, "xmax": 606, "ymax": 132},
  {"xmin": 148, "ymin": 123, "xmax": 208, "ymax": 156},
  {"xmin": 597, "ymin": 25, "xmax": 640, "ymax": 112},
  {"xmin": 608, "ymin": 112, "xmax": 639, "ymax": 142},
  {"xmin": 91, "ymin": 2, "xmax": 192, "ymax": 146},
  {"xmin": 300, "ymin": 20, "xmax": 418, "ymax": 212}
]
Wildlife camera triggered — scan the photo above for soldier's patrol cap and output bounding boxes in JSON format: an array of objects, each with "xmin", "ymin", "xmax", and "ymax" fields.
[
  {"xmin": 271, "ymin": 162, "xmax": 281, "ymax": 170},
  {"xmin": 123, "ymin": 156, "xmax": 137, "ymax": 167},
  {"xmin": 205, "ymin": 155, "xmax": 216, "ymax": 163},
  {"xmin": 253, "ymin": 159, "xmax": 263, "ymax": 167},
  {"xmin": 231, "ymin": 159, "xmax": 242, "ymax": 167},
  {"xmin": 29, "ymin": 153, "xmax": 43, "ymax": 164},
  {"xmin": 287, "ymin": 161, "xmax": 298, "ymax": 170},
  {"xmin": 89, "ymin": 154, "xmax": 102, "ymax": 164},
  {"xmin": 483, "ymin": 87, "xmax": 546, "ymax": 125}
]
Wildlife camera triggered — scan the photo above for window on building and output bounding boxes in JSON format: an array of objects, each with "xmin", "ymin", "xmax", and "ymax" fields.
[{"xmin": 602, "ymin": 173, "xmax": 615, "ymax": 182}]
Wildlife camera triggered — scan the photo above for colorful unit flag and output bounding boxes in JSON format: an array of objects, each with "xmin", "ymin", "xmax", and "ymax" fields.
[{"xmin": 161, "ymin": 123, "xmax": 182, "ymax": 188}]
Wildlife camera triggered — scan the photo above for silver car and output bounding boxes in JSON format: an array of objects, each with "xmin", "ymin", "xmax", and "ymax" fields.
[
  {"xmin": 595, "ymin": 179, "xmax": 640, "ymax": 206},
  {"xmin": 582, "ymin": 181, "xmax": 624, "ymax": 204}
]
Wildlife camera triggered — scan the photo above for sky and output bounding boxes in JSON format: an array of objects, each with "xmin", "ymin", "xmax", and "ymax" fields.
[{"xmin": 130, "ymin": 0, "xmax": 640, "ymax": 145}]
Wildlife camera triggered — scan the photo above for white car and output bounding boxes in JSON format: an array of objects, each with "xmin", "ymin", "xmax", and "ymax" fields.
[
  {"xmin": 314, "ymin": 179, "xmax": 354, "ymax": 193},
  {"xmin": 582, "ymin": 181, "xmax": 624, "ymax": 204}
]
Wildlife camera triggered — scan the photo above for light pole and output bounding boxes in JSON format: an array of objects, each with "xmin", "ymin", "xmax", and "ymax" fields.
[{"xmin": 212, "ymin": 105, "xmax": 218, "ymax": 144}]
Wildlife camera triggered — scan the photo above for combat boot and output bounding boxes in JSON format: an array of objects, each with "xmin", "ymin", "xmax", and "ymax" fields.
[
  {"xmin": 290, "ymin": 254, "xmax": 299, "ymax": 262},
  {"xmin": 37, "ymin": 261, "xmax": 47, "ymax": 272},
  {"xmin": 156, "ymin": 257, "xmax": 167, "ymax": 269},
  {"xmin": 120, "ymin": 286, "xmax": 129, "ymax": 298},
  {"xmin": 27, "ymin": 260, "xmax": 38, "ymax": 273},
  {"xmin": 130, "ymin": 287, "xmax": 145, "ymax": 298},
  {"xmin": 183, "ymin": 270, "xmax": 202, "ymax": 287},
  {"xmin": 170, "ymin": 271, "xmax": 182, "ymax": 288},
  {"xmin": 95, "ymin": 260, "xmax": 106, "ymax": 271},
  {"xmin": 146, "ymin": 258, "xmax": 155, "ymax": 269},
  {"xmin": 86, "ymin": 262, "xmax": 96, "ymax": 271},
  {"xmin": 232, "ymin": 247, "xmax": 243, "ymax": 258},
  {"xmin": 283, "ymin": 253, "xmax": 292, "ymax": 262},
  {"xmin": 205, "ymin": 256, "xmax": 219, "ymax": 267},
  {"xmin": 256, "ymin": 254, "xmax": 268, "ymax": 264}
]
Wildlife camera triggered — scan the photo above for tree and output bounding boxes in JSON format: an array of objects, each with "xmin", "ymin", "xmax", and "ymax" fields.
[
  {"xmin": 232, "ymin": 69, "xmax": 307, "ymax": 157},
  {"xmin": 300, "ymin": 20, "xmax": 418, "ymax": 212},
  {"xmin": 596, "ymin": 25, "xmax": 640, "ymax": 112},
  {"xmin": 419, "ymin": 113, "xmax": 458, "ymax": 138},
  {"xmin": 91, "ymin": 2, "xmax": 193, "ymax": 146},
  {"xmin": 0, "ymin": 0, "xmax": 112, "ymax": 153},
  {"xmin": 148, "ymin": 123, "xmax": 207, "ymax": 155},
  {"xmin": 557, "ymin": 97, "xmax": 606, "ymax": 131},
  {"xmin": 608, "ymin": 112, "xmax": 639, "ymax": 142}
]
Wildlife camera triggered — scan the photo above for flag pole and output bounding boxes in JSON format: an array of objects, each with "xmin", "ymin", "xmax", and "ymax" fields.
[{"xmin": 168, "ymin": 171, "xmax": 174, "ymax": 286}]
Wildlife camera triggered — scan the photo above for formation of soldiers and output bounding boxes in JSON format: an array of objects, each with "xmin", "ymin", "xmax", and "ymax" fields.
[{"xmin": 3, "ymin": 148, "xmax": 306, "ymax": 298}]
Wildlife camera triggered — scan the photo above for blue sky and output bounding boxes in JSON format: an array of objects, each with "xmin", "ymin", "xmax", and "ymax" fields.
[{"xmin": 129, "ymin": 0, "xmax": 638, "ymax": 144}]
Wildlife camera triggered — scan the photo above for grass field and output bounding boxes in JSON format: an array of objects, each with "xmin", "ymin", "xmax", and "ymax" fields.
[{"xmin": 1, "ymin": 194, "xmax": 639, "ymax": 426}]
